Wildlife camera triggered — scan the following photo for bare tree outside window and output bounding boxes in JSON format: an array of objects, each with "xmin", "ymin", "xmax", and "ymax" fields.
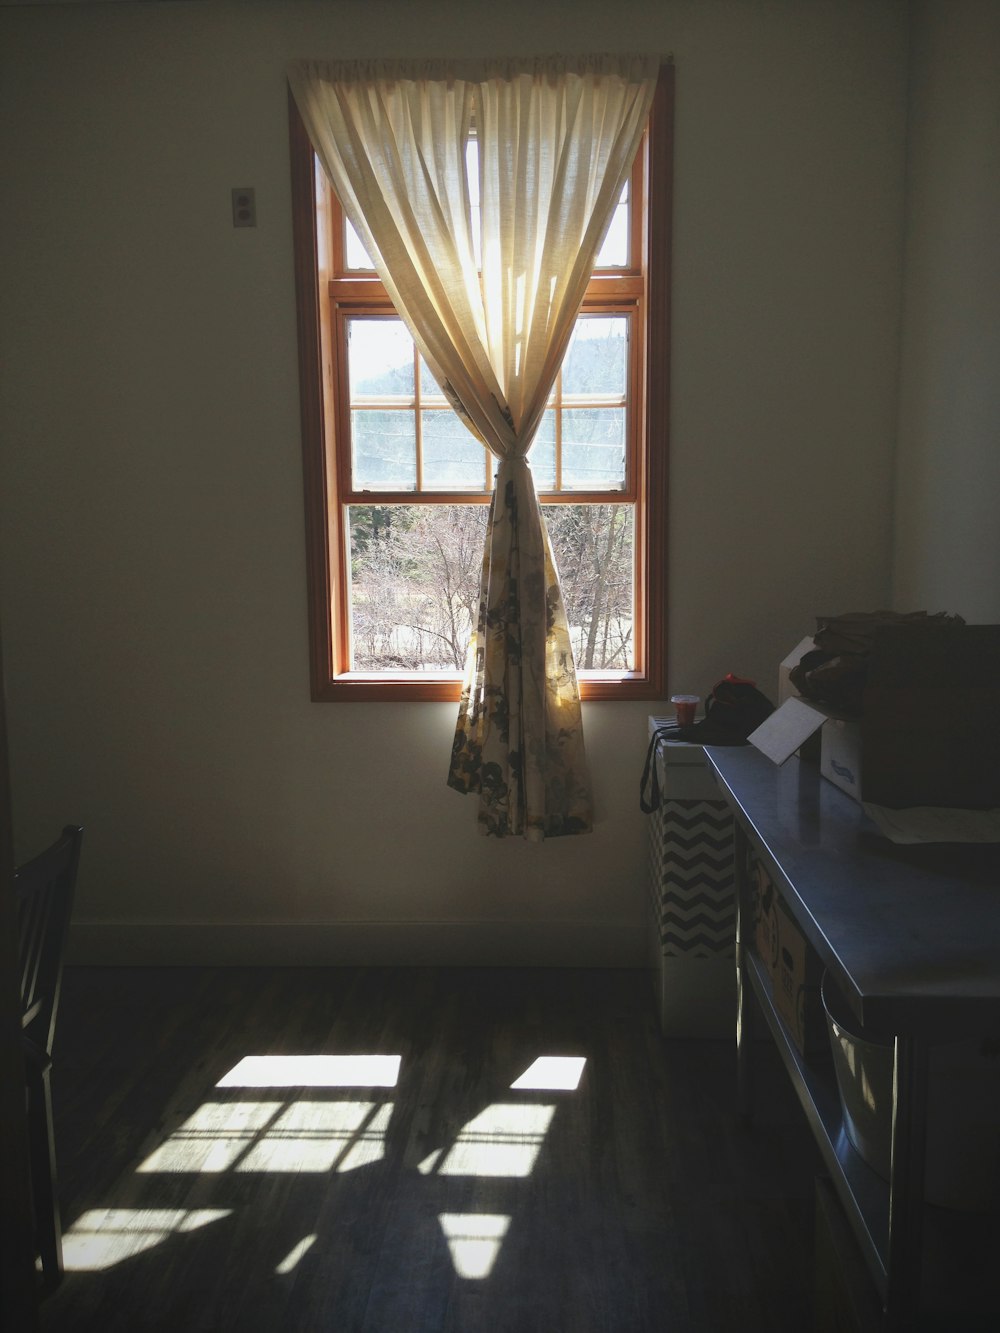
[
  {"xmin": 547, "ymin": 504, "xmax": 634, "ymax": 670},
  {"xmin": 349, "ymin": 502, "xmax": 633, "ymax": 673}
]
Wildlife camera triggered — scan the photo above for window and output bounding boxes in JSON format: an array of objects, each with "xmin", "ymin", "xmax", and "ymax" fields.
[{"xmin": 288, "ymin": 67, "xmax": 672, "ymax": 702}]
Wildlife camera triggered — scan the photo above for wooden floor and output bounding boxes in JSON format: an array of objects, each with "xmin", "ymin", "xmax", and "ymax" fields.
[{"xmin": 39, "ymin": 966, "xmax": 824, "ymax": 1332}]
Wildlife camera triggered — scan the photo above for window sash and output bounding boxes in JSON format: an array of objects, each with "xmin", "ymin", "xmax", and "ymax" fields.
[
  {"xmin": 344, "ymin": 500, "xmax": 638, "ymax": 674},
  {"xmin": 334, "ymin": 139, "xmax": 640, "ymax": 277},
  {"xmin": 333, "ymin": 302, "xmax": 641, "ymax": 505}
]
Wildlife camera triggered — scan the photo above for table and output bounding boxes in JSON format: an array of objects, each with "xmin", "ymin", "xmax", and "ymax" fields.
[{"xmin": 704, "ymin": 745, "xmax": 1000, "ymax": 1329}]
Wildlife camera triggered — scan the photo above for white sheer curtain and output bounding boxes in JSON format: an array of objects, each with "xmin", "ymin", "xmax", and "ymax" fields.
[{"xmin": 289, "ymin": 54, "xmax": 658, "ymax": 839}]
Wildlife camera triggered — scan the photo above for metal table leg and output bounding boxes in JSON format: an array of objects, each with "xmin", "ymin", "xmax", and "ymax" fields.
[
  {"xmin": 884, "ymin": 1034, "xmax": 928, "ymax": 1329},
  {"xmin": 734, "ymin": 825, "xmax": 754, "ymax": 1123}
]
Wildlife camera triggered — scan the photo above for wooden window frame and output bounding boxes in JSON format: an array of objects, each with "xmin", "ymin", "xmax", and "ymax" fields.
[{"xmin": 288, "ymin": 65, "xmax": 672, "ymax": 703}]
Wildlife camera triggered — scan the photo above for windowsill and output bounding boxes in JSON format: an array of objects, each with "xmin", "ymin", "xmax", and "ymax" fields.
[{"xmin": 312, "ymin": 669, "xmax": 663, "ymax": 704}]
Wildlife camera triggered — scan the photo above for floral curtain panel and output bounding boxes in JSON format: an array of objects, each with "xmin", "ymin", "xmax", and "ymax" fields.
[{"xmin": 288, "ymin": 54, "xmax": 658, "ymax": 839}]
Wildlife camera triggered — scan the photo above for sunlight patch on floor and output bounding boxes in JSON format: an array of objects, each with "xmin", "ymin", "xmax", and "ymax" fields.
[
  {"xmin": 62, "ymin": 1209, "xmax": 232, "ymax": 1271},
  {"xmin": 217, "ymin": 1054, "xmax": 401, "ymax": 1088},
  {"xmin": 438, "ymin": 1213, "xmax": 512, "ymax": 1279},
  {"xmin": 510, "ymin": 1056, "xmax": 587, "ymax": 1091},
  {"xmin": 136, "ymin": 1098, "xmax": 395, "ymax": 1174},
  {"xmin": 70, "ymin": 1049, "xmax": 582, "ymax": 1282},
  {"xmin": 275, "ymin": 1233, "xmax": 318, "ymax": 1275},
  {"xmin": 417, "ymin": 1148, "xmax": 443, "ymax": 1174},
  {"xmin": 429, "ymin": 1103, "xmax": 556, "ymax": 1177},
  {"xmin": 237, "ymin": 1100, "xmax": 393, "ymax": 1173},
  {"xmin": 334, "ymin": 1102, "xmax": 394, "ymax": 1172},
  {"xmin": 137, "ymin": 1101, "xmax": 285, "ymax": 1173}
]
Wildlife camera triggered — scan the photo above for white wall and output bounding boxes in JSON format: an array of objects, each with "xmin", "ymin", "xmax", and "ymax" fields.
[
  {"xmin": 0, "ymin": 0, "xmax": 908, "ymax": 965},
  {"xmin": 892, "ymin": 0, "xmax": 1000, "ymax": 622}
]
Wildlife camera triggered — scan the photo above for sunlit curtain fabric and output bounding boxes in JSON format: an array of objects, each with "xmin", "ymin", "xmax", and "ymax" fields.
[{"xmin": 288, "ymin": 54, "xmax": 658, "ymax": 839}]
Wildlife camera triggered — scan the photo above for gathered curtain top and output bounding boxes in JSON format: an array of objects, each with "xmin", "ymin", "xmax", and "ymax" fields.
[{"xmin": 288, "ymin": 53, "xmax": 664, "ymax": 89}]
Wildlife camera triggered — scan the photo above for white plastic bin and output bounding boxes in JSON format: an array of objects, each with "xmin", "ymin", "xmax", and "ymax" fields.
[
  {"xmin": 647, "ymin": 717, "xmax": 736, "ymax": 1037},
  {"xmin": 822, "ymin": 972, "xmax": 1000, "ymax": 1212}
]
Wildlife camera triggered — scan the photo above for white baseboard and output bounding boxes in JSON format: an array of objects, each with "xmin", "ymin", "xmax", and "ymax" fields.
[{"xmin": 66, "ymin": 918, "xmax": 647, "ymax": 968}]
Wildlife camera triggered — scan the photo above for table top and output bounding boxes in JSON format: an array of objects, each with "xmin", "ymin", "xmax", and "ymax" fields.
[{"xmin": 704, "ymin": 746, "xmax": 1000, "ymax": 1036}]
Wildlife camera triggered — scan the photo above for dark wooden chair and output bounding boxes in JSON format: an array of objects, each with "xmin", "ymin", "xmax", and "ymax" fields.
[{"xmin": 16, "ymin": 824, "xmax": 83, "ymax": 1289}]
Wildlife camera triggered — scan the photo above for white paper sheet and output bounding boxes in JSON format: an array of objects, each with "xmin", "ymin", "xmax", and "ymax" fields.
[
  {"xmin": 748, "ymin": 696, "xmax": 828, "ymax": 765},
  {"xmin": 862, "ymin": 803, "xmax": 1000, "ymax": 845}
]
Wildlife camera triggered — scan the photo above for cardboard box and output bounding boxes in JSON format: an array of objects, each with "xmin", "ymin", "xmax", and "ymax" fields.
[
  {"xmin": 751, "ymin": 856, "xmax": 780, "ymax": 973},
  {"xmin": 749, "ymin": 853, "xmax": 825, "ymax": 1057},
  {"xmin": 862, "ymin": 623, "xmax": 1000, "ymax": 809},
  {"xmin": 820, "ymin": 715, "xmax": 862, "ymax": 800},
  {"xmin": 758, "ymin": 623, "xmax": 1000, "ymax": 810},
  {"xmin": 773, "ymin": 895, "xmax": 826, "ymax": 1057},
  {"xmin": 778, "ymin": 636, "xmax": 816, "ymax": 704}
]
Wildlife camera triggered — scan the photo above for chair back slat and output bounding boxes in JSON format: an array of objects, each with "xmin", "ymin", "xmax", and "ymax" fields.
[
  {"xmin": 14, "ymin": 825, "xmax": 82, "ymax": 1289},
  {"xmin": 15, "ymin": 826, "xmax": 83, "ymax": 1056},
  {"xmin": 17, "ymin": 875, "xmax": 52, "ymax": 1011}
]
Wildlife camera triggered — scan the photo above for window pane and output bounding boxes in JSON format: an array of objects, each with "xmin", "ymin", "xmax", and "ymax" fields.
[
  {"xmin": 419, "ymin": 357, "xmax": 447, "ymax": 401},
  {"xmin": 545, "ymin": 504, "xmax": 634, "ymax": 670},
  {"xmin": 348, "ymin": 320, "xmax": 413, "ymax": 398},
  {"xmin": 561, "ymin": 408, "xmax": 626, "ymax": 490},
  {"xmin": 422, "ymin": 411, "xmax": 488, "ymax": 489},
  {"xmin": 561, "ymin": 316, "xmax": 627, "ymax": 397},
  {"xmin": 467, "ymin": 138, "xmax": 482, "ymax": 268},
  {"xmin": 352, "ymin": 410, "xmax": 417, "ymax": 491},
  {"xmin": 348, "ymin": 505, "xmax": 489, "ymax": 671},
  {"xmin": 347, "ymin": 502, "xmax": 633, "ymax": 673},
  {"xmin": 345, "ymin": 218, "xmax": 374, "ymax": 270},
  {"xmin": 595, "ymin": 188, "xmax": 629, "ymax": 268},
  {"xmin": 529, "ymin": 411, "xmax": 557, "ymax": 490}
]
